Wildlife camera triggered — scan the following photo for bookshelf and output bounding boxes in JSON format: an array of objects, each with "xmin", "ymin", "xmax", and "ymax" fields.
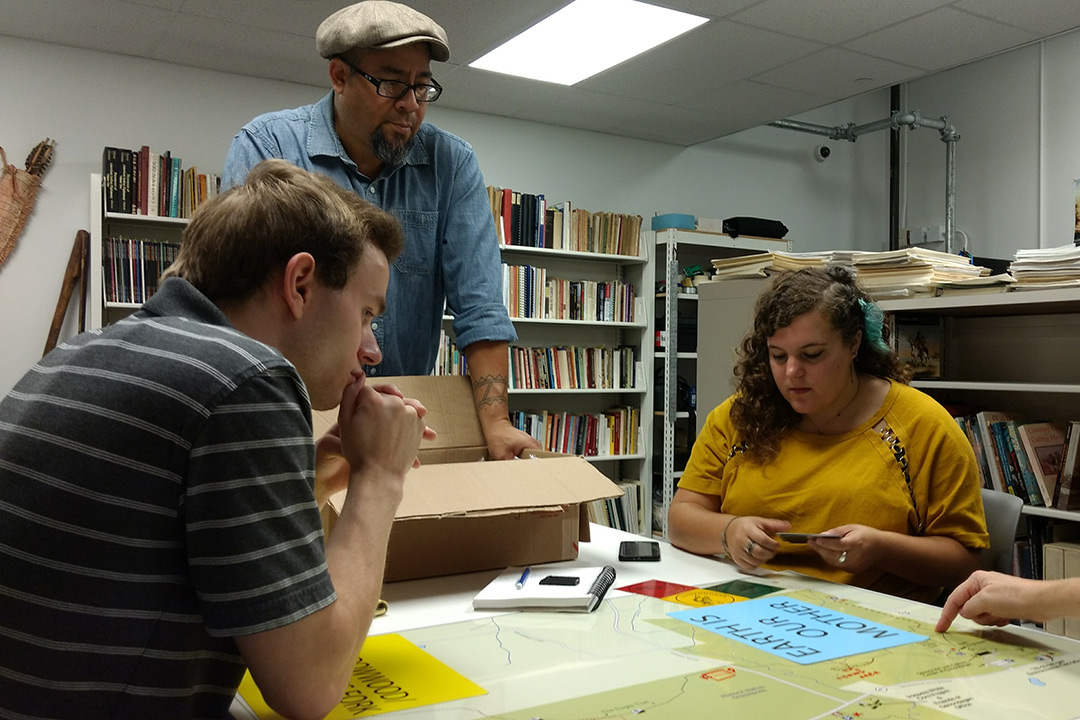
[
  {"xmin": 878, "ymin": 287, "xmax": 1080, "ymax": 578},
  {"xmin": 650, "ymin": 230, "xmax": 791, "ymax": 538},
  {"xmin": 89, "ymin": 173, "xmax": 187, "ymax": 330},
  {"xmin": 439, "ymin": 237, "xmax": 653, "ymax": 535}
]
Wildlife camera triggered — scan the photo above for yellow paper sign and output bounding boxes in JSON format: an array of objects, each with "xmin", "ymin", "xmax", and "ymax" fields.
[
  {"xmin": 663, "ymin": 589, "xmax": 747, "ymax": 607},
  {"xmin": 238, "ymin": 633, "xmax": 486, "ymax": 718}
]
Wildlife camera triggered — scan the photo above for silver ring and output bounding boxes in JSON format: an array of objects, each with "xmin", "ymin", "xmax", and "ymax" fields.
[
  {"xmin": 838, "ymin": 551, "xmax": 847, "ymax": 564},
  {"xmin": 745, "ymin": 540, "xmax": 755, "ymax": 556}
]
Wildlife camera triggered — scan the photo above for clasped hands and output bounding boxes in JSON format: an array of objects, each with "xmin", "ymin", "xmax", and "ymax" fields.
[
  {"xmin": 314, "ymin": 381, "xmax": 437, "ymax": 507},
  {"xmin": 724, "ymin": 516, "xmax": 880, "ymax": 572}
]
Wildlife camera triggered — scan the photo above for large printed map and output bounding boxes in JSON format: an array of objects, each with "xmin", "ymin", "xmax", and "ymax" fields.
[{"xmin": 378, "ymin": 577, "xmax": 1080, "ymax": 720}]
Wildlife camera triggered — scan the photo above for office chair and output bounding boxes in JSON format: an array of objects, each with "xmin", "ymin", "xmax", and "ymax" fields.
[{"xmin": 980, "ymin": 488, "xmax": 1024, "ymax": 574}]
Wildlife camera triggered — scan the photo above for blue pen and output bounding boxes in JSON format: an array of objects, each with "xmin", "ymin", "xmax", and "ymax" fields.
[{"xmin": 515, "ymin": 567, "xmax": 531, "ymax": 589}]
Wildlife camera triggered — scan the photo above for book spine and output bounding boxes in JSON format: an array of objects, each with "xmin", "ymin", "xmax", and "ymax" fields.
[
  {"xmin": 121, "ymin": 148, "xmax": 135, "ymax": 214},
  {"xmin": 169, "ymin": 157, "xmax": 181, "ymax": 218},
  {"xmin": 991, "ymin": 421, "xmax": 1026, "ymax": 501},
  {"xmin": 138, "ymin": 145, "xmax": 150, "ymax": 215},
  {"xmin": 977, "ymin": 414, "xmax": 1007, "ymax": 493},
  {"xmin": 1053, "ymin": 423, "xmax": 1072, "ymax": 509},
  {"xmin": 101, "ymin": 147, "xmax": 116, "ymax": 213},
  {"xmin": 1062, "ymin": 423, "xmax": 1080, "ymax": 511},
  {"xmin": 1007, "ymin": 421, "xmax": 1044, "ymax": 506}
]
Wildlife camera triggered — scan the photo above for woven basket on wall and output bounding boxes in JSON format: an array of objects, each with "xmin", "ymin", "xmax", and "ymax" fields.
[{"xmin": 0, "ymin": 140, "xmax": 55, "ymax": 269}]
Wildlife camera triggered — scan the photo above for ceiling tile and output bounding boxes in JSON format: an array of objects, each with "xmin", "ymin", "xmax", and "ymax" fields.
[
  {"xmin": 844, "ymin": 7, "xmax": 1039, "ymax": 72},
  {"xmin": 730, "ymin": 0, "xmax": 954, "ymax": 45},
  {"xmin": 953, "ymin": 0, "xmax": 1080, "ymax": 37},
  {"xmin": 410, "ymin": 1, "xmax": 566, "ymax": 62},
  {"xmin": 174, "ymin": 0, "xmax": 344, "ymax": 36},
  {"xmin": 578, "ymin": 20, "xmax": 823, "ymax": 103},
  {"xmin": 752, "ymin": 48, "xmax": 921, "ymax": 100},
  {"xmin": 0, "ymin": 0, "xmax": 177, "ymax": 57},
  {"xmin": 153, "ymin": 12, "xmax": 328, "ymax": 86},
  {"xmin": 679, "ymin": 79, "xmax": 833, "ymax": 126}
]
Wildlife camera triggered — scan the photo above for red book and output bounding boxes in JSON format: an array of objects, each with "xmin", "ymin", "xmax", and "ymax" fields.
[
  {"xmin": 138, "ymin": 145, "xmax": 150, "ymax": 215},
  {"xmin": 501, "ymin": 188, "xmax": 512, "ymax": 246}
]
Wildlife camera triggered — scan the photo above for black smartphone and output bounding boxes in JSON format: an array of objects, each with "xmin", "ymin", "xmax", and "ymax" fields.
[{"xmin": 619, "ymin": 540, "xmax": 661, "ymax": 562}]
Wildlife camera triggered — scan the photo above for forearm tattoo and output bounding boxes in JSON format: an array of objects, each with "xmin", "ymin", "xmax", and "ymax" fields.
[{"xmin": 472, "ymin": 374, "xmax": 509, "ymax": 409}]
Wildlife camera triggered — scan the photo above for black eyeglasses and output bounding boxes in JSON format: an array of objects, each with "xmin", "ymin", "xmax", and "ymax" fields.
[{"xmin": 338, "ymin": 57, "xmax": 443, "ymax": 103}]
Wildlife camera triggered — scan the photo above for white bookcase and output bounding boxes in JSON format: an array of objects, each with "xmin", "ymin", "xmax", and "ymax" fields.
[
  {"xmin": 88, "ymin": 173, "xmax": 187, "ymax": 329},
  {"xmin": 878, "ymin": 288, "xmax": 1080, "ymax": 527},
  {"xmin": 443, "ymin": 240, "xmax": 654, "ymax": 535},
  {"xmin": 649, "ymin": 229, "xmax": 791, "ymax": 538}
]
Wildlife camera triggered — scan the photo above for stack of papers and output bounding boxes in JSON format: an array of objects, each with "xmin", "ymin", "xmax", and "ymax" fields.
[
  {"xmin": 710, "ymin": 247, "xmax": 989, "ymax": 297},
  {"xmin": 934, "ymin": 273, "xmax": 1017, "ymax": 296},
  {"xmin": 850, "ymin": 247, "xmax": 987, "ymax": 297},
  {"xmin": 710, "ymin": 250, "xmax": 833, "ymax": 279},
  {"xmin": 1010, "ymin": 243, "xmax": 1080, "ymax": 286}
]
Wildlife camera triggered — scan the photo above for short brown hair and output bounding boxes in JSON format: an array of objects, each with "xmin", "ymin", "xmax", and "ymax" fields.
[{"xmin": 164, "ymin": 159, "xmax": 403, "ymax": 303}]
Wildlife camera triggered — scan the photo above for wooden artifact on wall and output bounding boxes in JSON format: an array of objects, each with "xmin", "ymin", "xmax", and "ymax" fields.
[{"xmin": 0, "ymin": 138, "xmax": 56, "ymax": 269}]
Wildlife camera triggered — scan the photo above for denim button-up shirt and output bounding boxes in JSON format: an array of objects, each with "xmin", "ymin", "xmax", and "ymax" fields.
[{"xmin": 222, "ymin": 92, "xmax": 515, "ymax": 377}]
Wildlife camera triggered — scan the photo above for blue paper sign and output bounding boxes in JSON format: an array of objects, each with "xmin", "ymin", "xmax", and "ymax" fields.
[{"xmin": 669, "ymin": 595, "xmax": 927, "ymax": 664}]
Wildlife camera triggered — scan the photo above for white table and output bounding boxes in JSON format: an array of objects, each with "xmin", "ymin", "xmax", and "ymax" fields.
[
  {"xmin": 369, "ymin": 524, "xmax": 742, "ymax": 635},
  {"xmin": 236, "ymin": 525, "xmax": 1080, "ymax": 719}
]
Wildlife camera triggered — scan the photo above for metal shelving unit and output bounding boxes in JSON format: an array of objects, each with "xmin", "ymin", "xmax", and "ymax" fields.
[{"xmin": 648, "ymin": 229, "xmax": 791, "ymax": 538}]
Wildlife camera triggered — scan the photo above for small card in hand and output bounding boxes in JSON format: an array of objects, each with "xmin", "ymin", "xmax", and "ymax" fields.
[{"xmin": 777, "ymin": 532, "xmax": 842, "ymax": 543}]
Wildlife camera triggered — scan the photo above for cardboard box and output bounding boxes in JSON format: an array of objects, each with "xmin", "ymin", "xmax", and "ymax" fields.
[{"xmin": 315, "ymin": 375, "xmax": 624, "ymax": 582}]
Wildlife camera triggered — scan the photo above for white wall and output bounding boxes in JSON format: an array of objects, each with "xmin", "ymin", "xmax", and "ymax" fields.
[
  {"xmin": 0, "ymin": 35, "xmax": 894, "ymax": 396},
  {"xmin": 904, "ymin": 44, "xmax": 1042, "ymax": 260},
  {"xmin": 1041, "ymin": 30, "xmax": 1080, "ymax": 247},
  {"xmin": 903, "ymin": 31, "xmax": 1080, "ymax": 260}
]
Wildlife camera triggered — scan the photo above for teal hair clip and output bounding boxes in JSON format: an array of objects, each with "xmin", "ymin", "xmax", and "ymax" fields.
[{"xmin": 857, "ymin": 298, "xmax": 890, "ymax": 354}]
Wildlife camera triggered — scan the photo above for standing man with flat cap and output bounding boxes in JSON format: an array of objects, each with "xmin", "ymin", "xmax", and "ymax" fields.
[{"xmin": 224, "ymin": 0, "xmax": 539, "ymax": 460}]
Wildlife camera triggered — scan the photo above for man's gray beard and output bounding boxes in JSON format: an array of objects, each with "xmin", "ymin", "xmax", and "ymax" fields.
[{"xmin": 371, "ymin": 128, "xmax": 412, "ymax": 167}]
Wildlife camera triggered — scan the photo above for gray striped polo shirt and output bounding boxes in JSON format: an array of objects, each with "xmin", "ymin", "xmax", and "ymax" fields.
[{"xmin": 0, "ymin": 278, "xmax": 336, "ymax": 718}]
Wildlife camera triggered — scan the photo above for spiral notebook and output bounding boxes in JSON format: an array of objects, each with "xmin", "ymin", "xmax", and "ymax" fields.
[{"xmin": 472, "ymin": 565, "xmax": 617, "ymax": 613}]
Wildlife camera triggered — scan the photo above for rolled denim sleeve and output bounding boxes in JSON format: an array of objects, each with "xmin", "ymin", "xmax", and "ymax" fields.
[{"xmin": 441, "ymin": 148, "xmax": 516, "ymax": 351}]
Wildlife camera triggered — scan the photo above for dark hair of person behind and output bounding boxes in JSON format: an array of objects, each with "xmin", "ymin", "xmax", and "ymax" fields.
[
  {"xmin": 163, "ymin": 159, "xmax": 404, "ymax": 304},
  {"xmin": 730, "ymin": 266, "xmax": 908, "ymax": 462}
]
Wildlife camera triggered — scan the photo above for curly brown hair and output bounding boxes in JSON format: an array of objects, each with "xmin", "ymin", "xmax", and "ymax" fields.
[{"xmin": 730, "ymin": 266, "xmax": 908, "ymax": 462}]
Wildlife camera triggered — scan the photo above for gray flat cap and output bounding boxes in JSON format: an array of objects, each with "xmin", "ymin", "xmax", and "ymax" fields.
[{"xmin": 316, "ymin": 1, "xmax": 450, "ymax": 62}]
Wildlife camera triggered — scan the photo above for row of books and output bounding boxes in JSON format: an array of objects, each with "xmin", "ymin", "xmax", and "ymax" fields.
[
  {"xmin": 955, "ymin": 411, "xmax": 1080, "ymax": 511},
  {"xmin": 512, "ymin": 405, "xmax": 640, "ymax": 458},
  {"xmin": 433, "ymin": 329, "xmax": 467, "ymax": 377},
  {"xmin": 503, "ymin": 263, "xmax": 637, "ymax": 323},
  {"xmin": 1009, "ymin": 520, "xmax": 1080, "ymax": 598},
  {"xmin": 509, "ymin": 344, "xmax": 637, "ymax": 391},
  {"xmin": 102, "ymin": 236, "xmax": 180, "ymax": 305},
  {"xmin": 102, "ymin": 145, "xmax": 220, "ymax": 219},
  {"xmin": 486, "ymin": 186, "xmax": 642, "ymax": 257},
  {"xmin": 586, "ymin": 481, "xmax": 642, "ymax": 535}
]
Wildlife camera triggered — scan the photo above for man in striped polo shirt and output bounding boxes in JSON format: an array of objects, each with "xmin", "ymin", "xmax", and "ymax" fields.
[{"xmin": 0, "ymin": 159, "xmax": 434, "ymax": 718}]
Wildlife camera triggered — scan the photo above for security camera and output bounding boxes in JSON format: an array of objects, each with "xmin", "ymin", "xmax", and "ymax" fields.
[{"xmin": 814, "ymin": 145, "xmax": 831, "ymax": 162}]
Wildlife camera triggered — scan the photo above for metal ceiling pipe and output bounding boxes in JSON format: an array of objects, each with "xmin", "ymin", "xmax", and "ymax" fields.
[
  {"xmin": 768, "ymin": 110, "xmax": 960, "ymax": 254},
  {"xmin": 766, "ymin": 118, "xmax": 848, "ymax": 140}
]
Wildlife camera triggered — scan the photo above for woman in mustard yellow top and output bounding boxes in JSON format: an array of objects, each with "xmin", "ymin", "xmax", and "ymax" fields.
[{"xmin": 668, "ymin": 267, "xmax": 988, "ymax": 603}]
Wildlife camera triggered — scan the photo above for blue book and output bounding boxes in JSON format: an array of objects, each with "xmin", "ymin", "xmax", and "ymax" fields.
[
  {"xmin": 1006, "ymin": 420, "xmax": 1045, "ymax": 506},
  {"xmin": 990, "ymin": 421, "xmax": 1028, "ymax": 502}
]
